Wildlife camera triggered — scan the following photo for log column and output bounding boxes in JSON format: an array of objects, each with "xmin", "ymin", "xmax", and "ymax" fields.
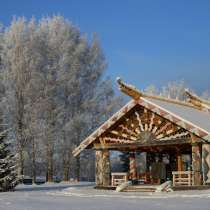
[
  {"xmin": 129, "ymin": 152, "xmax": 137, "ymax": 180},
  {"xmin": 177, "ymin": 152, "xmax": 183, "ymax": 171},
  {"xmin": 95, "ymin": 150, "xmax": 111, "ymax": 187},
  {"xmin": 191, "ymin": 135, "xmax": 202, "ymax": 185},
  {"xmin": 202, "ymin": 143, "xmax": 210, "ymax": 184}
]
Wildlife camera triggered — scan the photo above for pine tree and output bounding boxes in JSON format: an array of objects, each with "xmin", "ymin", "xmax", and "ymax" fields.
[{"xmin": 0, "ymin": 130, "xmax": 20, "ymax": 191}]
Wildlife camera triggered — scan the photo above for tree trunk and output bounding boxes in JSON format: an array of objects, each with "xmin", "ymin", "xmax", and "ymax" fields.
[
  {"xmin": 17, "ymin": 120, "xmax": 25, "ymax": 177},
  {"xmin": 63, "ymin": 167, "xmax": 69, "ymax": 181},
  {"xmin": 46, "ymin": 146, "xmax": 53, "ymax": 182},
  {"xmin": 63, "ymin": 151, "xmax": 71, "ymax": 182},
  {"xmin": 32, "ymin": 138, "xmax": 36, "ymax": 184},
  {"xmin": 75, "ymin": 156, "xmax": 80, "ymax": 181},
  {"xmin": 62, "ymin": 130, "xmax": 71, "ymax": 182},
  {"xmin": 16, "ymin": 90, "xmax": 25, "ymax": 177},
  {"xmin": 18, "ymin": 147, "xmax": 24, "ymax": 177},
  {"xmin": 63, "ymin": 164, "xmax": 70, "ymax": 182},
  {"xmin": 45, "ymin": 123, "xmax": 54, "ymax": 183}
]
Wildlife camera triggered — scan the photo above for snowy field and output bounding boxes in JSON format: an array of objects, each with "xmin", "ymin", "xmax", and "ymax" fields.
[{"xmin": 0, "ymin": 182, "xmax": 210, "ymax": 210}]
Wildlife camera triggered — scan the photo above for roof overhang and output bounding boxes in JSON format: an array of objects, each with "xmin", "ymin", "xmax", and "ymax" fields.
[{"xmin": 73, "ymin": 98, "xmax": 210, "ymax": 157}]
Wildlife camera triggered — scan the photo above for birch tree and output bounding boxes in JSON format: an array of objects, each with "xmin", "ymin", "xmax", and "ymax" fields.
[
  {"xmin": 0, "ymin": 16, "xmax": 123, "ymax": 182},
  {"xmin": 144, "ymin": 80, "xmax": 188, "ymax": 101},
  {"xmin": 1, "ymin": 18, "xmax": 38, "ymax": 176}
]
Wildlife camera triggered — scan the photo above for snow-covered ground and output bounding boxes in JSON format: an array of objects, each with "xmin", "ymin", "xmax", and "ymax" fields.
[{"xmin": 0, "ymin": 183, "xmax": 210, "ymax": 210}]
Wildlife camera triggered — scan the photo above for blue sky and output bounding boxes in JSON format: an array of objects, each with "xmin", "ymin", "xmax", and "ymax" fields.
[{"xmin": 1, "ymin": 0, "xmax": 210, "ymax": 94}]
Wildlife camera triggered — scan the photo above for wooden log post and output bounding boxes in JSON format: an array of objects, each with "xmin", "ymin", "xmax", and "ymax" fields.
[
  {"xmin": 202, "ymin": 143, "xmax": 210, "ymax": 185},
  {"xmin": 95, "ymin": 150, "xmax": 111, "ymax": 187},
  {"xmin": 177, "ymin": 152, "xmax": 183, "ymax": 172},
  {"xmin": 129, "ymin": 152, "xmax": 137, "ymax": 180},
  {"xmin": 176, "ymin": 151, "xmax": 183, "ymax": 182},
  {"xmin": 95, "ymin": 150, "xmax": 103, "ymax": 186},
  {"xmin": 191, "ymin": 135, "xmax": 202, "ymax": 185},
  {"xmin": 102, "ymin": 150, "xmax": 111, "ymax": 186}
]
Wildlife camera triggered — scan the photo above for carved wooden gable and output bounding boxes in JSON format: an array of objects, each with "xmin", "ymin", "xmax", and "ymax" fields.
[{"xmin": 100, "ymin": 104, "xmax": 190, "ymax": 146}]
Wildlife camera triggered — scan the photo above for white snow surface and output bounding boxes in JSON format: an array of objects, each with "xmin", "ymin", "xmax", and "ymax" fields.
[{"xmin": 0, "ymin": 182, "xmax": 210, "ymax": 210}]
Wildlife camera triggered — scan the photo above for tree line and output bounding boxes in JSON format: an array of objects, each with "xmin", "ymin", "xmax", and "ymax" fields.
[{"xmin": 0, "ymin": 16, "xmax": 122, "ymax": 183}]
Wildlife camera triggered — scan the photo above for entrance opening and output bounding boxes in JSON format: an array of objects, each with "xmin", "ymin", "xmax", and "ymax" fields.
[{"xmin": 111, "ymin": 144, "xmax": 192, "ymax": 186}]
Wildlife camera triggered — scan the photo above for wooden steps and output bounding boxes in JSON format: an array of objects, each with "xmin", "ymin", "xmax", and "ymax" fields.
[{"xmin": 123, "ymin": 185, "xmax": 157, "ymax": 192}]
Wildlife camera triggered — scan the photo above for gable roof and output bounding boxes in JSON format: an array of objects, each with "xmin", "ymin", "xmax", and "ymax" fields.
[
  {"xmin": 72, "ymin": 79, "xmax": 210, "ymax": 157},
  {"xmin": 147, "ymin": 97, "xmax": 210, "ymax": 133},
  {"xmin": 137, "ymin": 97, "xmax": 209, "ymax": 139},
  {"xmin": 72, "ymin": 100, "xmax": 137, "ymax": 157}
]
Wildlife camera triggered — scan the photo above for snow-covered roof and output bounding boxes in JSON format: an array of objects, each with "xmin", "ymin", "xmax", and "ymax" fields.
[
  {"xmin": 148, "ymin": 98, "xmax": 210, "ymax": 133},
  {"xmin": 72, "ymin": 79, "xmax": 210, "ymax": 157}
]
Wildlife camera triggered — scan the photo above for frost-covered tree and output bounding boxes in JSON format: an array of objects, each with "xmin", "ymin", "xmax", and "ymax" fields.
[
  {"xmin": 160, "ymin": 80, "xmax": 188, "ymax": 100},
  {"xmin": 0, "ymin": 18, "xmax": 39, "ymax": 176},
  {"xmin": 0, "ymin": 16, "xmax": 123, "ymax": 182},
  {"xmin": 201, "ymin": 90, "xmax": 210, "ymax": 100},
  {"xmin": 144, "ymin": 80, "xmax": 189, "ymax": 101},
  {"xmin": 144, "ymin": 80, "xmax": 210, "ymax": 103},
  {"xmin": 0, "ymin": 130, "xmax": 19, "ymax": 191},
  {"xmin": 144, "ymin": 84, "xmax": 159, "ymax": 96}
]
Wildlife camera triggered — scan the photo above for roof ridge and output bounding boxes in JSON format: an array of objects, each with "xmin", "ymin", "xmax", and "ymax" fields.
[
  {"xmin": 116, "ymin": 77, "xmax": 199, "ymax": 109},
  {"xmin": 185, "ymin": 89, "xmax": 210, "ymax": 112}
]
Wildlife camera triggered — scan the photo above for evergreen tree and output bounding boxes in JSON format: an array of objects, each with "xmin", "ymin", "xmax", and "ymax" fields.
[{"xmin": 0, "ymin": 130, "xmax": 19, "ymax": 191}]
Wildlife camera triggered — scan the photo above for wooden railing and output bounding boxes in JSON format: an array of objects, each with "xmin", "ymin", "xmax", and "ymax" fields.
[
  {"xmin": 172, "ymin": 171, "xmax": 194, "ymax": 186},
  {"xmin": 111, "ymin": 172, "xmax": 128, "ymax": 186}
]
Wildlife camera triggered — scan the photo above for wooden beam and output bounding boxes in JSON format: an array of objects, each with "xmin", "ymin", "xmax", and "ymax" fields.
[
  {"xmin": 110, "ymin": 130, "xmax": 137, "ymax": 141},
  {"xmin": 99, "ymin": 137, "xmax": 106, "ymax": 148},
  {"xmin": 119, "ymin": 124, "xmax": 137, "ymax": 136},
  {"xmin": 116, "ymin": 77, "xmax": 197, "ymax": 108},
  {"xmin": 103, "ymin": 137, "xmax": 133, "ymax": 144},
  {"xmin": 93, "ymin": 138, "xmax": 192, "ymax": 150},
  {"xmin": 135, "ymin": 111, "xmax": 144, "ymax": 131},
  {"xmin": 185, "ymin": 89, "xmax": 210, "ymax": 114}
]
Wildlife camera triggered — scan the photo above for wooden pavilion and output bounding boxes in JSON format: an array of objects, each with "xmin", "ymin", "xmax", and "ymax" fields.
[{"xmin": 73, "ymin": 78, "xmax": 210, "ymax": 189}]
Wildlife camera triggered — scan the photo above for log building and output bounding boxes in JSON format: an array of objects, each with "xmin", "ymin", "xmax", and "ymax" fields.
[{"xmin": 73, "ymin": 79, "xmax": 210, "ymax": 189}]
